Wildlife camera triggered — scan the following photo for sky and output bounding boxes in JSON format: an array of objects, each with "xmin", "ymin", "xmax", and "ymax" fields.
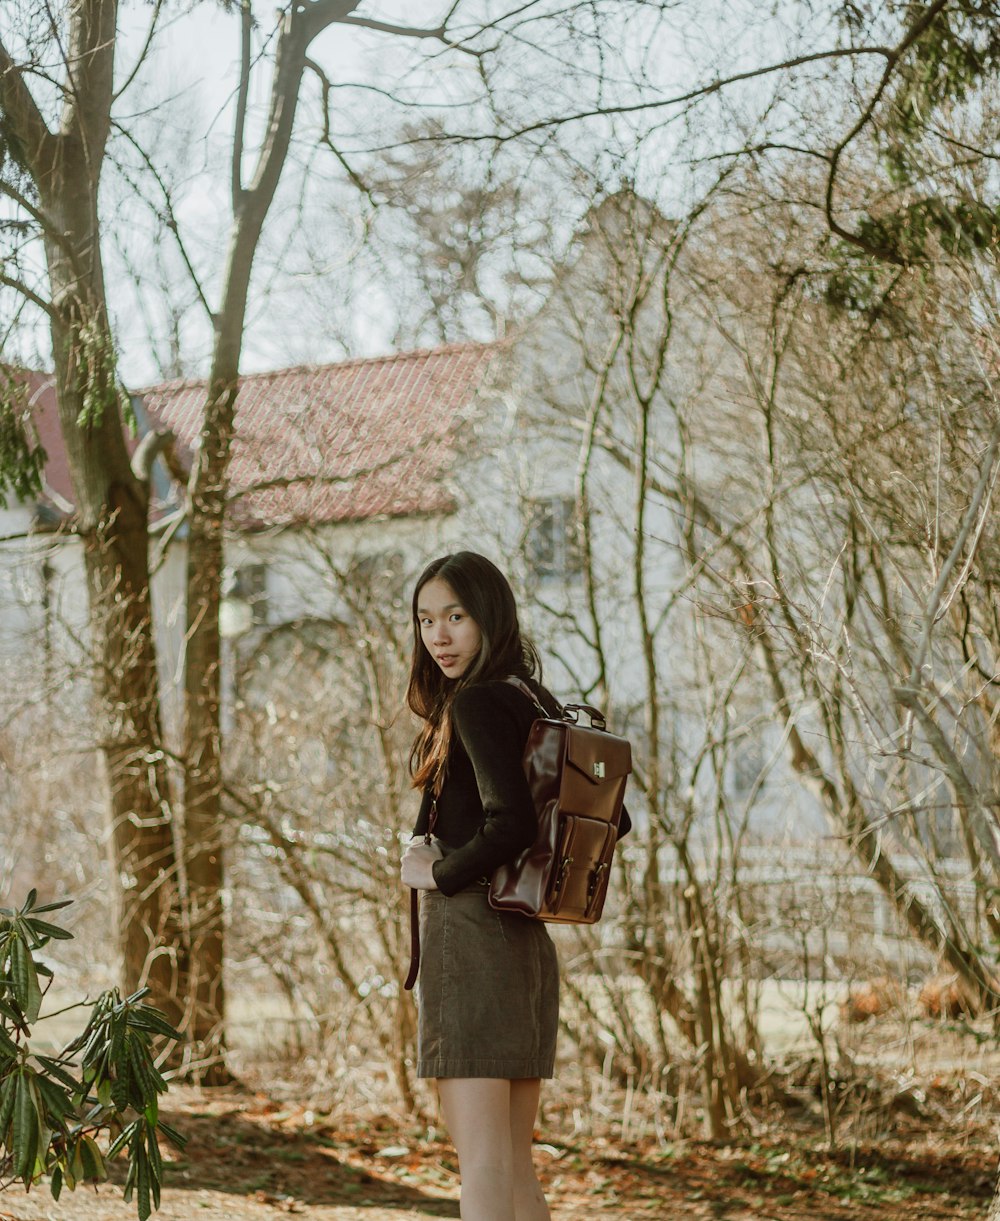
[{"xmin": 4, "ymin": 1, "xmax": 833, "ymax": 386}]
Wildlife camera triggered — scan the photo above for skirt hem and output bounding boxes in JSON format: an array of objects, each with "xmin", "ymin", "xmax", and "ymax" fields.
[{"xmin": 417, "ymin": 1057, "xmax": 555, "ymax": 1080}]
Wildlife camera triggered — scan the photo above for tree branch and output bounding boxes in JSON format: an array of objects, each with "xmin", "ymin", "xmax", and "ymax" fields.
[
  {"xmin": 303, "ymin": 57, "xmax": 377, "ymax": 203},
  {"xmin": 926, "ymin": 125, "xmax": 1000, "ymax": 163},
  {"xmin": 336, "ymin": 15, "xmax": 448, "ymax": 40},
  {"xmin": 232, "ymin": 0, "xmax": 252, "ymax": 211},
  {"xmin": 0, "ymin": 33, "xmax": 55, "ymax": 174},
  {"xmin": 824, "ymin": 0, "xmax": 952, "ymax": 261},
  {"xmin": 0, "ymin": 270, "xmax": 57, "ymax": 319},
  {"xmin": 130, "ymin": 427, "xmax": 178, "ymax": 484},
  {"xmin": 477, "ymin": 45, "xmax": 897, "ymax": 143},
  {"xmin": 894, "ymin": 684, "xmax": 1000, "ymax": 883},
  {"xmin": 908, "ymin": 416, "xmax": 1000, "ymax": 686},
  {"xmin": 309, "ymin": 0, "xmax": 517, "ymax": 59},
  {"xmin": 0, "ymin": 178, "xmax": 60, "ymax": 246},
  {"xmin": 111, "ymin": 121, "xmax": 217, "ymax": 325},
  {"xmin": 114, "ymin": 0, "xmax": 166, "ymax": 103}
]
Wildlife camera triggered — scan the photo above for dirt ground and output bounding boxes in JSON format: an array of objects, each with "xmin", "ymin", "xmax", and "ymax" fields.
[{"xmin": 0, "ymin": 1089, "xmax": 993, "ymax": 1221}]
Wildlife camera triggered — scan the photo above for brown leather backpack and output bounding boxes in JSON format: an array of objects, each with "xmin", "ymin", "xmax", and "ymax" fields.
[
  {"xmin": 402, "ymin": 678, "xmax": 632, "ymax": 990},
  {"xmin": 488, "ymin": 677, "xmax": 631, "ymax": 924}
]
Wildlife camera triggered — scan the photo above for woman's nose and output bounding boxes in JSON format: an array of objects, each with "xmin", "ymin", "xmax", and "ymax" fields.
[{"xmin": 432, "ymin": 621, "xmax": 451, "ymax": 644}]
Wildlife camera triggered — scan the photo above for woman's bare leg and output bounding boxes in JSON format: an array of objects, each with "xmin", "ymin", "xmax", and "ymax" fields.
[
  {"xmin": 509, "ymin": 1078, "xmax": 551, "ymax": 1220},
  {"xmin": 437, "ymin": 1078, "xmax": 516, "ymax": 1221}
]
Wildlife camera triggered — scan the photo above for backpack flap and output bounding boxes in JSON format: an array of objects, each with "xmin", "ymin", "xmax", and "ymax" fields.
[
  {"xmin": 562, "ymin": 725, "xmax": 631, "ymax": 822},
  {"xmin": 565, "ymin": 726, "xmax": 631, "ymax": 783}
]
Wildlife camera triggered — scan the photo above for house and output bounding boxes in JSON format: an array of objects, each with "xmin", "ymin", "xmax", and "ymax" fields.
[
  {"xmin": 0, "ymin": 195, "xmax": 806, "ymax": 833},
  {"xmin": 1, "ymin": 343, "xmax": 516, "ymax": 739},
  {"xmin": 6, "ymin": 195, "xmax": 965, "ymax": 984},
  {"xmin": 0, "ymin": 370, "xmax": 89, "ymax": 677},
  {"xmin": 152, "ymin": 342, "xmax": 518, "ymax": 714},
  {"xmin": 1, "ymin": 196, "xmax": 765, "ymax": 781}
]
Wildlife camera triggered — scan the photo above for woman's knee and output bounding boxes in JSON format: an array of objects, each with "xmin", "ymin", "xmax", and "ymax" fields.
[
  {"xmin": 452, "ymin": 1126, "xmax": 514, "ymax": 1175},
  {"xmin": 459, "ymin": 1151, "xmax": 515, "ymax": 1178}
]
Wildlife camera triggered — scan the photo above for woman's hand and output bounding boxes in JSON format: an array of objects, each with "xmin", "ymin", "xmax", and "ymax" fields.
[{"xmin": 401, "ymin": 838, "xmax": 443, "ymax": 890}]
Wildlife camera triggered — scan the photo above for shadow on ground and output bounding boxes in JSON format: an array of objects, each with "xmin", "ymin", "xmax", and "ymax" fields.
[
  {"xmin": 104, "ymin": 1095, "xmax": 462, "ymax": 1217},
  {"xmin": 38, "ymin": 1089, "xmax": 992, "ymax": 1221}
]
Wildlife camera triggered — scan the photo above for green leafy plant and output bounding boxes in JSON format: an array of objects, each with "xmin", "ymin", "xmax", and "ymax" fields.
[
  {"xmin": 0, "ymin": 890, "xmax": 185, "ymax": 1219},
  {"xmin": 0, "ymin": 372, "xmax": 46, "ymax": 511}
]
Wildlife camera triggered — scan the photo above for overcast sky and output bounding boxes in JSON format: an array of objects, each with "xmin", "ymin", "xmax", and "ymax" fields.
[{"xmin": 5, "ymin": 2, "xmax": 820, "ymax": 385}]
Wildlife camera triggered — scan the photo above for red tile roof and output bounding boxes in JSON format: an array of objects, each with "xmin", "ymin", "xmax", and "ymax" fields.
[{"xmin": 140, "ymin": 342, "xmax": 500, "ymax": 529}]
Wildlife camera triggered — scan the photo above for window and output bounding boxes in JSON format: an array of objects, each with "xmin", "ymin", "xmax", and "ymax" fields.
[
  {"xmin": 223, "ymin": 562, "xmax": 268, "ymax": 627},
  {"xmin": 526, "ymin": 497, "xmax": 583, "ymax": 582},
  {"xmin": 731, "ymin": 741, "xmax": 765, "ymax": 796}
]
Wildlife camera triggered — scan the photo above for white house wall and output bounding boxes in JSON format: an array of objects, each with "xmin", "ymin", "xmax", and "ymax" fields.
[
  {"xmin": 148, "ymin": 541, "xmax": 188, "ymax": 746},
  {"xmin": 0, "ymin": 508, "xmax": 90, "ymax": 703},
  {"xmin": 1, "ymin": 194, "xmax": 828, "ymax": 846},
  {"xmin": 490, "ymin": 194, "xmax": 826, "ymax": 840}
]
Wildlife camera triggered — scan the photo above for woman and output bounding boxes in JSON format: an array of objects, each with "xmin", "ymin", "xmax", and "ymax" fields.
[{"xmin": 400, "ymin": 550, "xmax": 629, "ymax": 1221}]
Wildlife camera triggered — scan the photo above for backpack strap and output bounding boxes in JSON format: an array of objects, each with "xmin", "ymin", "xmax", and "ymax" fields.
[
  {"xmin": 403, "ymin": 790, "xmax": 439, "ymax": 992},
  {"xmin": 505, "ymin": 676, "xmax": 607, "ymax": 729},
  {"xmin": 403, "ymin": 887, "xmax": 420, "ymax": 991},
  {"xmin": 503, "ymin": 675, "xmax": 552, "ymax": 719}
]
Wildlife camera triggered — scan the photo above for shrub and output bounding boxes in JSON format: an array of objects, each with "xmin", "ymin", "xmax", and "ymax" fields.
[{"xmin": 0, "ymin": 890, "xmax": 185, "ymax": 1219}]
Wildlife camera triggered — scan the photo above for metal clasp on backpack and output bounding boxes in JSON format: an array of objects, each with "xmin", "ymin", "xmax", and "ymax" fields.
[
  {"xmin": 550, "ymin": 854, "xmax": 573, "ymax": 909},
  {"xmin": 587, "ymin": 861, "xmax": 608, "ymax": 898},
  {"xmin": 585, "ymin": 861, "xmax": 609, "ymax": 917}
]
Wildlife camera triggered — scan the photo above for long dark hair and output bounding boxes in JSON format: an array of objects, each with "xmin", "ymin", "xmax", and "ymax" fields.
[{"xmin": 407, "ymin": 551, "xmax": 540, "ymax": 790}]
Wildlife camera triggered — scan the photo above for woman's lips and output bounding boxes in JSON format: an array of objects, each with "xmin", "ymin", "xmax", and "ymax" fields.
[{"xmin": 437, "ymin": 655, "xmax": 457, "ymax": 666}]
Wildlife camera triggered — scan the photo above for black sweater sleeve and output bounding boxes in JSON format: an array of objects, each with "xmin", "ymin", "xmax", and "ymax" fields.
[{"xmin": 430, "ymin": 684, "xmax": 537, "ymax": 896}]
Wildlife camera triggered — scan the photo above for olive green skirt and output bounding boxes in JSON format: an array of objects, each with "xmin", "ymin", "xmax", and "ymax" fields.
[{"xmin": 416, "ymin": 884, "xmax": 559, "ymax": 1079}]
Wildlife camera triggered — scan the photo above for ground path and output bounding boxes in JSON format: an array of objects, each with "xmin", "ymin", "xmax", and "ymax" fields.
[
  {"xmin": 1, "ymin": 1197, "xmax": 630, "ymax": 1220},
  {"xmin": 0, "ymin": 1091, "xmax": 991, "ymax": 1220}
]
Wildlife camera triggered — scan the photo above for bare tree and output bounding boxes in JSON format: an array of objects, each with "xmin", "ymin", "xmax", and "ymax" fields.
[
  {"xmin": 481, "ymin": 186, "xmax": 778, "ymax": 1138},
  {"xmin": 222, "ymin": 547, "xmax": 423, "ymax": 1108},
  {"xmin": 354, "ymin": 119, "xmax": 567, "ymax": 348},
  {"xmin": 484, "ymin": 134, "xmax": 999, "ymax": 1135},
  {"xmin": 0, "ymin": 0, "xmax": 679, "ymax": 1079},
  {"xmin": 0, "ymin": 0, "xmax": 188, "ymax": 1034},
  {"xmin": 688, "ymin": 176, "xmax": 1000, "ymax": 1010},
  {"xmin": 3, "ymin": 0, "xmax": 998, "ymax": 1116},
  {"xmin": 174, "ymin": 0, "xmax": 682, "ymax": 1080}
]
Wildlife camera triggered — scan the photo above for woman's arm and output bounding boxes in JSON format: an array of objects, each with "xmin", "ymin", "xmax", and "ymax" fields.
[{"xmin": 430, "ymin": 684, "xmax": 537, "ymax": 896}]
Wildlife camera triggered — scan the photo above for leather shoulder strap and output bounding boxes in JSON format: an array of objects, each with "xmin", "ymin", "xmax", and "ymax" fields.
[{"xmin": 503, "ymin": 675, "xmax": 553, "ymax": 719}]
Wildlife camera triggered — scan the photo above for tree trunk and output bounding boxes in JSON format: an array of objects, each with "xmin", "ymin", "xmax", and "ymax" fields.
[
  {"xmin": 86, "ymin": 475, "xmax": 187, "ymax": 1026},
  {"xmin": 181, "ymin": 380, "xmax": 235, "ymax": 1082},
  {"xmin": 40, "ymin": 185, "xmax": 187, "ymax": 1029},
  {"xmin": 9, "ymin": 0, "xmax": 191, "ymax": 1031},
  {"xmin": 179, "ymin": 4, "xmax": 316, "ymax": 1081}
]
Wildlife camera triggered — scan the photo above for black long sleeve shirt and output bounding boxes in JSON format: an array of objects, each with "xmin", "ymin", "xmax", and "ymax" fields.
[{"xmin": 412, "ymin": 677, "xmax": 632, "ymax": 896}]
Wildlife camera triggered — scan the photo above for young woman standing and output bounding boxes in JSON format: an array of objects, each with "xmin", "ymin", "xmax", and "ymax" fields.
[{"xmin": 400, "ymin": 550, "xmax": 629, "ymax": 1221}]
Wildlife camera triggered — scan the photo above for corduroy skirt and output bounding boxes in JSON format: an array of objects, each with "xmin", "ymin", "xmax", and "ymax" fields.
[{"xmin": 416, "ymin": 883, "xmax": 560, "ymax": 1079}]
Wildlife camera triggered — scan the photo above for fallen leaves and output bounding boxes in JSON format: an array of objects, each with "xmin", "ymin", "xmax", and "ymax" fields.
[{"xmin": 12, "ymin": 1087, "xmax": 989, "ymax": 1220}]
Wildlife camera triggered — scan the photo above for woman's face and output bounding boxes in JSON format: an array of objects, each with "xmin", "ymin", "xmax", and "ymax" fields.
[{"xmin": 416, "ymin": 577, "xmax": 483, "ymax": 679}]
